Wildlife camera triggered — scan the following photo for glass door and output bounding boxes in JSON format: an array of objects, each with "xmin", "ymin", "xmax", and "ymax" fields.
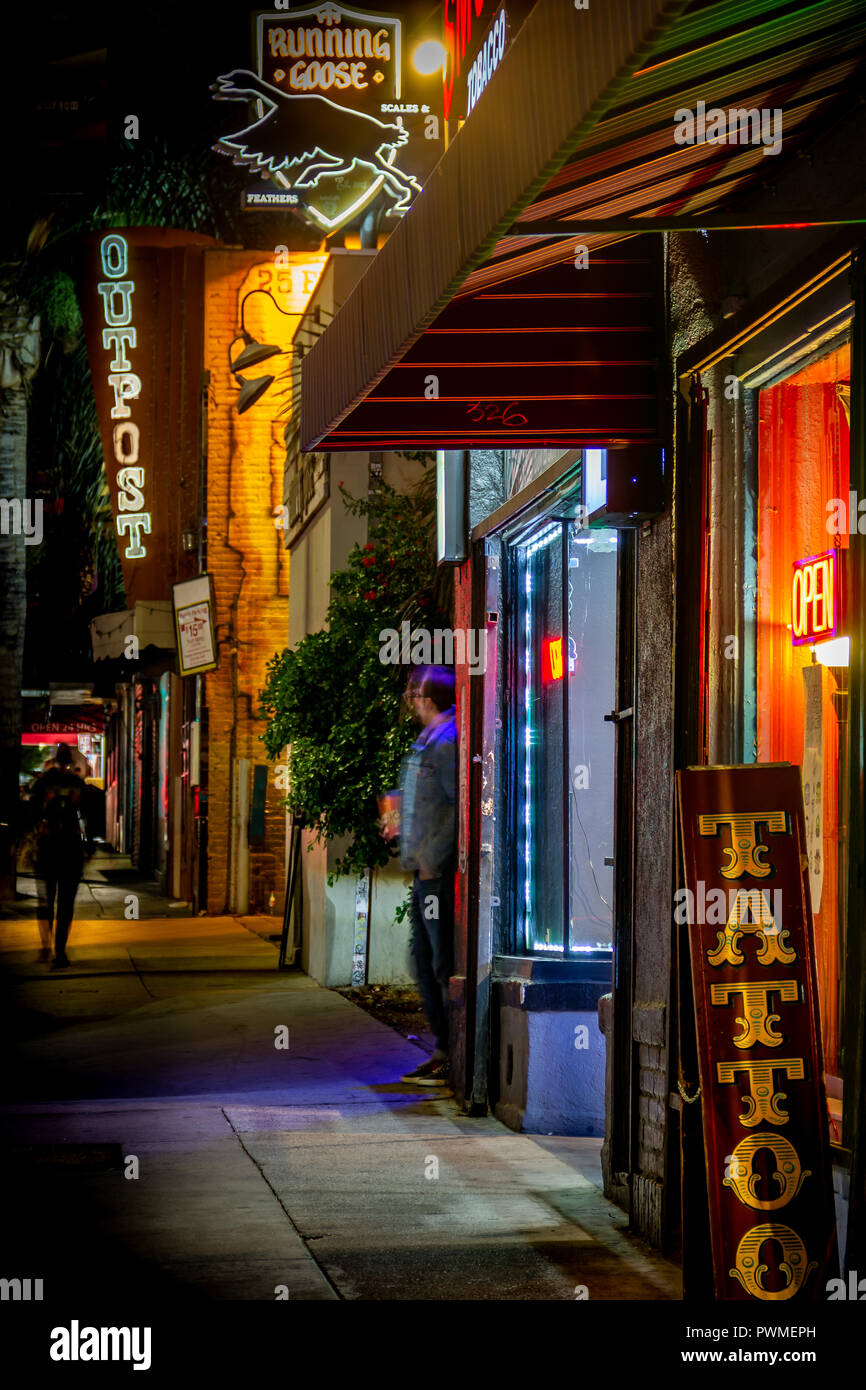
[{"xmin": 513, "ymin": 515, "xmax": 617, "ymax": 955}]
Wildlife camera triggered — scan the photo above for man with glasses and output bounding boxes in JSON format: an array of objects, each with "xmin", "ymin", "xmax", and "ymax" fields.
[{"xmin": 395, "ymin": 666, "xmax": 457, "ymax": 1087}]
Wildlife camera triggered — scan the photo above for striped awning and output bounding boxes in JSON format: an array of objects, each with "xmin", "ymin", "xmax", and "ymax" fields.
[{"xmin": 301, "ymin": 0, "xmax": 866, "ymax": 450}]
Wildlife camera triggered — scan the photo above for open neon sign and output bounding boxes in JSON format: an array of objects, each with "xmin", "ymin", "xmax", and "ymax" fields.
[
  {"xmin": 97, "ymin": 235, "xmax": 151, "ymax": 560},
  {"xmin": 791, "ymin": 549, "xmax": 837, "ymax": 647}
]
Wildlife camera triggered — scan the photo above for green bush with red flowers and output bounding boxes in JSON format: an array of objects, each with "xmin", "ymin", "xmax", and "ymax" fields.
[{"xmin": 259, "ymin": 463, "xmax": 451, "ymax": 878}]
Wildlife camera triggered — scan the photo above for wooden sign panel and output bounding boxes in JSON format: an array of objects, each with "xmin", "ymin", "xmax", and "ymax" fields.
[{"xmin": 677, "ymin": 764, "xmax": 838, "ymax": 1301}]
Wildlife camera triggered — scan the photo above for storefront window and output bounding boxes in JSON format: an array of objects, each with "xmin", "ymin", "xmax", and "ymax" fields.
[
  {"xmin": 513, "ymin": 513, "xmax": 617, "ymax": 955},
  {"xmin": 756, "ymin": 343, "xmax": 850, "ymax": 1136},
  {"xmin": 75, "ymin": 734, "xmax": 104, "ymax": 783},
  {"xmin": 568, "ymin": 526, "xmax": 617, "ymax": 950}
]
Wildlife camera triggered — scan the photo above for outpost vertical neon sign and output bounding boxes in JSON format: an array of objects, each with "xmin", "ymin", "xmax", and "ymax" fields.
[
  {"xmin": 84, "ymin": 227, "xmax": 209, "ymax": 604},
  {"xmin": 97, "ymin": 234, "xmax": 151, "ymax": 562}
]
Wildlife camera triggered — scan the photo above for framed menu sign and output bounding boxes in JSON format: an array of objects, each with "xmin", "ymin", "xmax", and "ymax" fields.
[
  {"xmin": 172, "ymin": 575, "xmax": 218, "ymax": 678},
  {"xmin": 676, "ymin": 764, "xmax": 838, "ymax": 1301}
]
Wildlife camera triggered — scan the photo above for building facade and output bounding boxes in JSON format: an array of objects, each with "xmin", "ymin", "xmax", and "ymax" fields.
[
  {"xmin": 88, "ymin": 236, "xmax": 329, "ymax": 915},
  {"xmin": 297, "ymin": 0, "xmax": 866, "ymax": 1291},
  {"xmin": 287, "ymin": 250, "xmax": 431, "ymax": 985},
  {"xmin": 201, "ymin": 247, "xmax": 325, "ymax": 916}
]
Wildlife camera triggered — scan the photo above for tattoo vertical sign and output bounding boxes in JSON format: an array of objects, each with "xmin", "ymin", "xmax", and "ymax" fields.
[{"xmin": 677, "ymin": 765, "xmax": 839, "ymax": 1300}]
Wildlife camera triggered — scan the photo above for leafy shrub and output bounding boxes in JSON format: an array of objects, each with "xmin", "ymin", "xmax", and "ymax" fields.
[{"xmin": 259, "ymin": 463, "xmax": 450, "ymax": 878}]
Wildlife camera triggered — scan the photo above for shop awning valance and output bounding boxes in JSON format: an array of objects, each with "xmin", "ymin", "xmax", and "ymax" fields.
[
  {"xmin": 301, "ymin": 0, "xmax": 866, "ymax": 451},
  {"xmin": 21, "ymin": 704, "xmax": 106, "ymax": 738},
  {"xmin": 320, "ymin": 242, "xmax": 665, "ymax": 450}
]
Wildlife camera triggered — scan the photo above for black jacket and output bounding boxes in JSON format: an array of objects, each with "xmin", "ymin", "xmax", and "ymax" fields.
[{"xmin": 29, "ymin": 768, "xmax": 90, "ymax": 867}]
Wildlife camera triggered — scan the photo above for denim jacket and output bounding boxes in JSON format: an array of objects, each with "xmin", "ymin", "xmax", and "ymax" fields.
[{"xmin": 399, "ymin": 709, "xmax": 457, "ymax": 875}]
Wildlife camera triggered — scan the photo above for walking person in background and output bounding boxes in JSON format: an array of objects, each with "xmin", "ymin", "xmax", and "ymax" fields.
[
  {"xmin": 395, "ymin": 666, "xmax": 457, "ymax": 1087},
  {"xmin": 29, "ymin": 744, "xmax": 90, "ymax": 968}
]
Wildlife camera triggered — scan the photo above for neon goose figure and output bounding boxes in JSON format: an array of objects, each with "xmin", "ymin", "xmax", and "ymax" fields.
[{"xmin": 212, "ymin": 68, "xmax": 421, "ymax": 215}]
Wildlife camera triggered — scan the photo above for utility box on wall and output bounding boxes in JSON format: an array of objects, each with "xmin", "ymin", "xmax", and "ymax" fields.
[{"xmin": 587, "ymin": 445, "xmax": 665, "ymax": 529}]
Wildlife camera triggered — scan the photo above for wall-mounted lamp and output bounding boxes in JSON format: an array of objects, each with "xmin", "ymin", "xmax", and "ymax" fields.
[
  {"xmin": 237, "ymin": 374, "xmax": 276, "ymax": 414},
  {"xmin": 230, "ymin": 289, "xmax": 297, "ymax": 413},
  {"xmin": 412, "ymin": 39, "xmax": 448, "ymax": 75},
  {"xmin": 232, "ymin": 336, "xmax": 281, "ymax": 372},
  {"xmin": 229, "ymin": 334, "xmax": 275, "ymax": 415}
]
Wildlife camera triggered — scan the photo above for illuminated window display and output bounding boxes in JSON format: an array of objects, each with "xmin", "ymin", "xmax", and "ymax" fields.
[
  {"xmin": 512, "ymin": 508, "xmax": 618, "ymax": 955},
  {"xmin": 755, "ymin": 342, "xmax": 850, "ymax": 1133}
]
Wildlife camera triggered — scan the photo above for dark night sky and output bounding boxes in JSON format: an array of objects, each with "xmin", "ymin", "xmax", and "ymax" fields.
[
  {"xmin": 2, "ymin": 2, "xmax": 444, "ymax": 254},
  {"xmin": 3, "ymin": 3, "xmax": 291, "ymax": 250}
]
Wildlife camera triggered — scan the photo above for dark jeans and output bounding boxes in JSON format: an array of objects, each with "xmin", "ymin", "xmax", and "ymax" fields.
[
  {"xmin": 37, "ymin": 855, "xmax": 83, "ymax": 958},
  {"xmin": 409, "ymin": 868, "xmax": 454, "ymax": 1055}
]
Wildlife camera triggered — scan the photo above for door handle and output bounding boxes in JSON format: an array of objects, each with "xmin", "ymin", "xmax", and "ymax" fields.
[{"xmin": 604, "ymin": 707, "xmax": 633, "ymax": 724}]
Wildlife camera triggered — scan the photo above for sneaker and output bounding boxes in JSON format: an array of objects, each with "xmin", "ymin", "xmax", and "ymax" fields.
[
  {"xmin": 402, "ymin": 1058, "xmax": 450, "ymax": 1086},
  {"xmin": 401, "ymin": 1057, "xmax": 446, "ymax": 1084},
  {"xmin": 50, "ymin": 955, "xmax": 70, "ymax": 970},
  {"xmin": 416, "ymin": 1059, "xmax": 450, "ymax": 1086}
]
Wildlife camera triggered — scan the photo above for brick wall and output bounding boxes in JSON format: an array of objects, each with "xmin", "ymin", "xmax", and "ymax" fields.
[
  {"xmin": 631, "ymin": 999, "xmax": 668, "ymax": 1245},
  {"xmin": 202, "ymin": 250, "xmax": 326, "ymax": 914}
]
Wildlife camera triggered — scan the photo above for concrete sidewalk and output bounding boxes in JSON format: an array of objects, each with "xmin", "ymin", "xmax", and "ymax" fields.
[
  {"xmin": 7, "ymin": 846, "xmax": 197, "ymax": 923},
  {"xmin": 0, "ymin": 914, "xmax": 681, "ymax": 1301}
]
